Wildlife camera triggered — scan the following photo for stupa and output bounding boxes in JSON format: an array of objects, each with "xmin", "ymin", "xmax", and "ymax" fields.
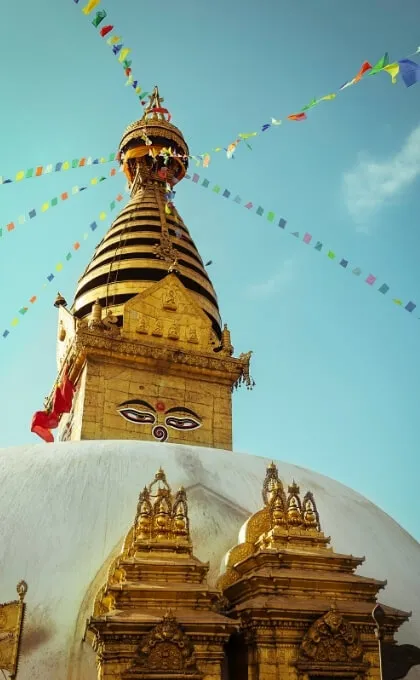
[{"xmin": 0, "ymin": 88, "xmax": 419, "ymax": 680}]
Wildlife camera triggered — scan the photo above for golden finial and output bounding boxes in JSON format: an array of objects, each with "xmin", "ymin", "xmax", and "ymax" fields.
[
  {"xmin": 54, "ymin": 292, "xmax": 67, "ymax": 308},
  {"xmin": 17, "ymin": 580, "xmax": 28, "ymax": 602},
  {"xmin": 144, "ymin": 85, "xmax": 165, "ymax": 119},
  {"xmin": 288, "ymin": 480, "xmax": 300, "ymax": 495}
]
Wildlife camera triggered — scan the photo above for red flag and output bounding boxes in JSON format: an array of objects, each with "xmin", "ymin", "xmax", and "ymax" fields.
[
  {"xmin": 31, "ymin": 411, "xmax": 59, "ymax": 443},
  {"xmin": 149, "ymin": 107, "xmax": 172, "ymax": 122},
  {"xmin": 100, "ymin": 24, "xmax": 113, "ymax": 37},
  {"xmin": 287, "ymin": 113, "xmax": 307, "ymax": 122},
  {"xmin": 31, "ymin": 371, "xmax": 75, "ymax": 443},
  {"xmin": 353, "ymin": 61, "xmax": 372, "ymax": 82}
]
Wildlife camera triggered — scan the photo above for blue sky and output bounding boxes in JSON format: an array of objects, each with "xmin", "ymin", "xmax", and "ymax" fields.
[{"xmin": 0, "ymin": 0, "xmax": 419, "ymax": 539}]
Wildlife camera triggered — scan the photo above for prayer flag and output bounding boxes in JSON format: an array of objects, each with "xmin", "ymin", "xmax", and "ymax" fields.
[
  {"xmin": 90, "ymin": 222, "xmax": 98, "ymax": 231},
  {"xmin": 47, "ymin": 274, "xmax": 54, "ymax": 282},
  {"xmin": 223, "ymin": 189, "xmax": 231, "ymax": 198},
  {"xmin": 56, "ymin": 263, "xmax": 63, "ymax": 272},
  {"xmin": 291, "ymin": 231, "xmax": 299, "ymax": 238},
  {"xmin": 74, "ymin": 242, "xmax": 80, "ymax": 250},
  {"xmin": 61, "ymin": 192, "xmax": 69, "ymax": 200},
  {"xmin": 383, "ymin": 63, "xmax": 399, "ymax": 83},
  {"xmin": 118, "ymin": 48, "xmax": 131, "ymax": 63},
  {"xmin": 303, "ymin": 233, "xmax": 312, "ymax": 244},
  {"xmin": 318, "ymin": 93, "xmax": 336, "ymax": 102},
  {"xmin": 66, "ymin": 253, "xmax": 72, "ymax": 261},
  {"xmin": 245, "ymin": 202, "xmax": 253, "ymax": 209},
  {"xmin": 92, "ymin": 9, "xmax": 106, "ymax": 26},
  {"xmin": 278, "ymin": 218, "xmax": 287, "ymax": 229},
  {"xmin": 234, "ymin": 195, "xmax": 242, "ymax": 204},
  {"xmin": 261, "ymin": 124, "xmax": 271, "ymax": 132},
  {"xmin": 203, "ymin": 153, "xmax": 211, "ymax": 168},
  {"xmin": 116, "ymin": 194, "xmax": 123, "ymax": 201},
  {"xmin": 62, "ymin": 161, "xmax": 70, "ymax": 171},
  {"xmin": 99, "ymin": 212, "xmax": 106, "ymax": 220},
  {"xmin": 192, "ymin": 173, "xmax": 199, "ymax": 183},
  {"xmin": 393, "ymin": 298, "xmax": 403, "ymax": 305},
  {"xmin": 19, "ymin": 307, "xmax": 28, "ymax": 315},
  {"xmin": 112, "ymin": 44, "xmax": 123, "ymax": 55},
  {"xmin": 107, "ymin": 35, "xmax": 121, "ymax": 45},
  {"xmin": 213, "ymin": 186, "xmax": 221, "ymax": 194},
  {"xmin": 271, "ymin": 118, "xmax": 282, "ymax": 125},
  {"xmin": 405, "ymin": 301, "xmax": 416, "ymax": 312},
  {"xmin": 287, "ymin": 113, "xmax": 307, "ymax": 121},
  {"xmin": 35, "ymin": 166, "xmax": 43, "ymax": 176},
  {"xmin": 301, "ymin": 98, "xmax": 317, "ymax": 112},
  {"xmin": 55, "ymin": 162, "xmax": 62, "ymax": 172},
  {"xmin": 353, "ymin": 61, "xmax": 372, "ymax": 82},
  {"xmin": 379, "ymin": 284, "xmax": 389, "ymax": 294},
  {"xmin": 110, "ymin": 200, "xmax": 116, "ymax": 210},
  {"xmin": 51, "ymin": 198, "xmax": 58, "ymax": 207},
  {"xmin": 18, "ymin": 215, "xmax": 25, "ymax": 224},
  {"xmin": 72, "ymin": 159, "xmax": 79, "ymax": 168},
  {"xmin": 352, "ymin": 267, "xmax": 361, "ymax": 276},
  {"xmin": 267, "ymin": 212, "xmax": 275, "ymax": 222},
  {"xmin": 369, "ymin": 53, "xmax": 389, "ymax": 76},
  {"xmin": 16, "ymin": 170, "xmax": 25, "ymax": 181},
  {"xmin": 202, "ymin": 179, "xmax": 210, "ymax": 188},
  {"xmin": 256, "ymin": 206, "xmax": 264, "ymax": 216},
  {"xmin": 340, "ymin": 259, "xmax": 348, "ymax": 268},
  {"xmin": 82, "ymin": 0, "xmax": 100, "ymax": 15},
  {"xmin": 238, "ymin": 132, "xmax": 258, "ymax": 139},
  {"xmin": 100, "ymin": 24, "xmax": 113, "ymax": 37},
  {"xmin": 2, "ymin": 330, "xmax": 9, "ymax": 338},
  {"xmin": 6, "ymin": 223, "xmax": 15, "ymax": 232},
  {"xmin": 327, "ymin": 250, "xmax": 336, "ymax": 259},
  {"xmin": 30, "ymin": 296, "xmax": 37, "ymax": 303},
  {"xmin": 29, "ymin": 209, "xmax": 36, "ymax": 219},
  {"xmin": 366, "ymin": 274, "xmax": 376, "ymax": 285},
  {"xmin": 11, "ymin": 318, "xmax": 18, "ymax": 327},
  {"xmin": 398, "ymin": 59, "xmax": 420, "ymax": 87},
  {"xmin": 26, "ymin": 168, "xmax": 34, "ymax": 178}
]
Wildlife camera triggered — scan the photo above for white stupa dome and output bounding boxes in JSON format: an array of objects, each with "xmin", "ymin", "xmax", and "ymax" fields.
[{"xmin": 0, "ymin": 440, "xmax": 419, "ymax": 680}]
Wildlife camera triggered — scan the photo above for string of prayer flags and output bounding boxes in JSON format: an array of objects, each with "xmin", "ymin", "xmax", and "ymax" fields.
[
  {"xmin": 184, "ymin": 171, "xmax": 419, "ymax": 324},
  {"xmin": 0, "ymin": 168, "xmax": 117, "ymax": 242},
  {"xmin": 195, "ymin": 44, "xmax": 419, "ymax": 166},
  {"xmin": 2, "ymin": 192, "xmax": 126, "ymax": 340},
  {"xmin": 74, "ymin": 0, "xmax": 149, "ymax": 108},
  {"xmin": 0, "ymin": 152, "xmax": 116, "ymax": 186}
]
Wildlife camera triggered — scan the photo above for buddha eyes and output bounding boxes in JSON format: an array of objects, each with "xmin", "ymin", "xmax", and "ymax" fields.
[
  {"xmin": 118, "ymin": 408, "xmax": 156, "ymax": 425},
  {"xmin": 165, "ymin": 416, "xmax": 201, "ymax": 431}
]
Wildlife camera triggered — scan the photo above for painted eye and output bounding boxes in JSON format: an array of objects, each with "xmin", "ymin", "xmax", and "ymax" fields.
[
  {"xmin": 165, "ymin": 416, "xmax": 201, "ymax": 431},
  {"xmin": 118, "ymin": 409, "xmax": 156, "ymax": 425}
]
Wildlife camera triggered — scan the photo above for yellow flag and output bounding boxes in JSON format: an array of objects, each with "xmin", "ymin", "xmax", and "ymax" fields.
[
  {"xmin": 15, "ymin": 170, "xmax": 25, "ymax": 181},
  {"xmin": 82, "ymin": 0, "xmax": 100, "ymax": 15},
  {"xmin": 91, "ymin": 177, "xmax": 98, "ymax": 185},
  {"xmin": 56, "ymin": 263, "xmax": 63, "ymax": 272},
  {"xmin": 238, "ymin": 132, "xmax": 258, "ymax": 139},
  {"xmin": 319, "ymin": 93, "xmax": 336, "ymax": 102},
  {"xmin": 41, "ymin": 202, "xmax": 49, "ymax": 212},
  {"xmin": 118, "ymin": 48, "xmax": 131, "ymax": 63},
  {"xmin": 11, "ymin": 318, "xmax": 19, "ymax": 327},
  {"xmin": 99, "ymin": 212, "xmax": 106, "ymax": 220},
  {"xmin": 383, "ymin": 63, "xmax": 399, "ymax": 84}
]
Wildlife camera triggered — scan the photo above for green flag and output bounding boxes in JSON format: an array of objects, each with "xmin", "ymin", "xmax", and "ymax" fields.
[{"xmin": 369, "ymin": 53, "xmax": 389, "ymax": 75}]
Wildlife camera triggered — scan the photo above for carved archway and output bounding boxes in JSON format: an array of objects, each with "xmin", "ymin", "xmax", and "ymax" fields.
[
  {"xmin": 296, "ymin": 608, "xmax": 369, "ymax": 680},
  {"xmin": 123, "ymin": 612, "xmax": 202, "ymax": 679}
]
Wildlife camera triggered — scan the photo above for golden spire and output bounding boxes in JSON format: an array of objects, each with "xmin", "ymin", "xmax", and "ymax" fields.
[{"xmin": 144, "ymin": 85, "xmax": 165, "ymax": 120}]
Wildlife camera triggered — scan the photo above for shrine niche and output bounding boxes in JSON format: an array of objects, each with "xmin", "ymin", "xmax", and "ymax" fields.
[{"xmin": 123, "ymin": 611, "xmax": 202, "ymax": 679}]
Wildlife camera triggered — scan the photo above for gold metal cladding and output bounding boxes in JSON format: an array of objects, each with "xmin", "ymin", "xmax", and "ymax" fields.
[
  {"xmin": 119, "ymin": 120, "xmax": 189, "ymax": 157},
  {"xmin": 84, "ymin": 245, "xmax": 210, "ymax": 282}
]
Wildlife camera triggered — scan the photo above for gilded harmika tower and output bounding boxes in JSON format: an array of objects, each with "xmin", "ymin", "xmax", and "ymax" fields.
[{"xmin": 52, "ymin": 87, "xmax": 253, "ymax": 446}]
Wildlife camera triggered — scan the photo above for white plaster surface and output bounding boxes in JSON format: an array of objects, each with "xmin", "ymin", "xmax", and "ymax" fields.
[{"xmin": 0, "ymin": 440, "xmax": 419, "ymax": 679}]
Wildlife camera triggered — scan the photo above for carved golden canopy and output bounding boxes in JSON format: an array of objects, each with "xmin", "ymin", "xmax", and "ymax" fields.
[
  {"xmin": 299, "ymin": 607, "xmax": 364, "ymax": 664},
  {"xmin": 123, "ymin": 611, "xmax": 202, "ymax": 678}
]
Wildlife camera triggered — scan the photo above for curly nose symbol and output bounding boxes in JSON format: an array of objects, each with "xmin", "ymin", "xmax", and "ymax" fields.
[{"xmin": 152, "ymin": 425, "xmax": 168, "ymax": 442}]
